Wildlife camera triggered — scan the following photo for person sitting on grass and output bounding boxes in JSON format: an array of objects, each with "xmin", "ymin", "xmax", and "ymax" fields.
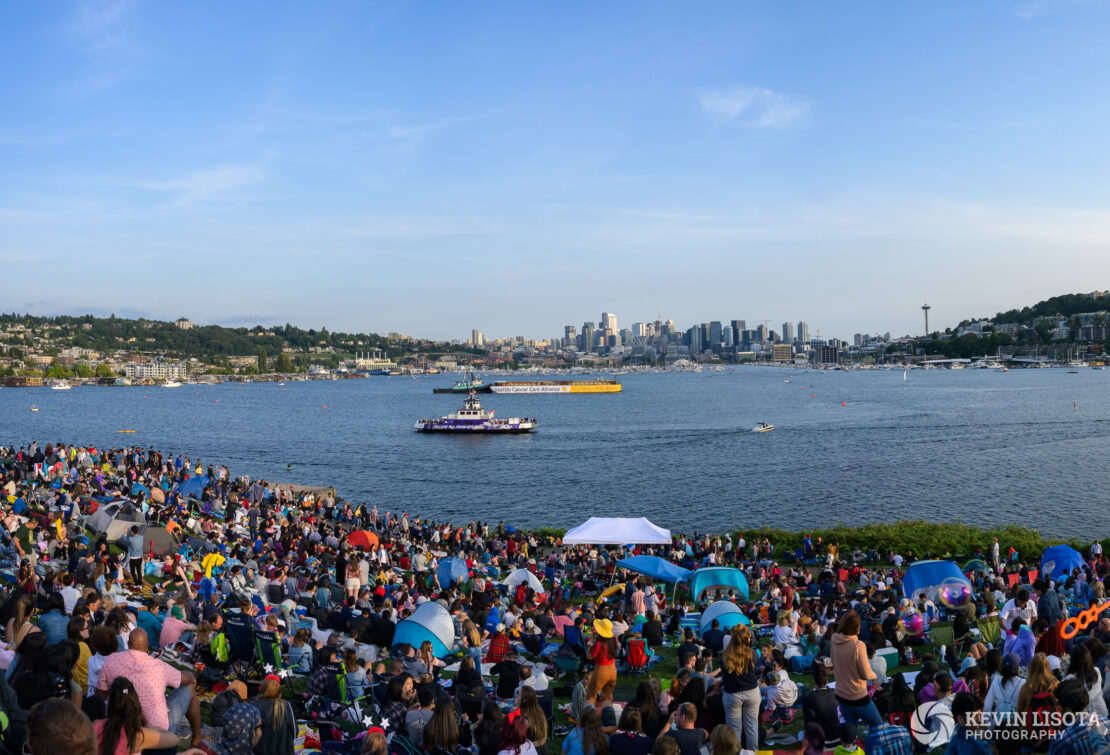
[{"xmin": 1048, "ymin": 677, "xmax": 1108, "ymax": 755}]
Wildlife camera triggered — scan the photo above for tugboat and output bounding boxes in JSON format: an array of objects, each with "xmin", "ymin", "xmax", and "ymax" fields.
[
  {"xmin": 415, "ymin": 392, "xmax": 536, "ymax": 433},
  {"xmin": 432, "ymin": 371, "xmax": 491, "ymax": 394}
]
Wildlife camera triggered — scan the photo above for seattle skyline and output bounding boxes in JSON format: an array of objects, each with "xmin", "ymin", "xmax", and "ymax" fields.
[{"xmin": 3, "ymin": 2, "xmax": 1110, "ymax": 339}]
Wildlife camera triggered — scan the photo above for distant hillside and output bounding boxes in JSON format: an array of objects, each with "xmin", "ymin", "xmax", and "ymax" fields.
[
  {"xmin": 956, "ymin": 292, "xmax": 1109, "ymax": 327},
  {"xmin": 0, "ymin": 313, "xmax": 475, "ymax": 360}
]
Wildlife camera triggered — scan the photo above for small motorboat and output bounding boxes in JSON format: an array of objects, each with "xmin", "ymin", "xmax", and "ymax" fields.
[
  {"xmin": 117, "ymin": 429, "xmax": 136, "ymax": 433},
  {"xmin": 30, "ymin": 405, "xmax": 38, "ymax": 413},
  {"xmin": 752, "ymin": 422, "xmax": 774, "ymax": 433}
]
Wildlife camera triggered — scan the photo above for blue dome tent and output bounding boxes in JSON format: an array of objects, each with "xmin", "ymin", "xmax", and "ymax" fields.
[
  {"xmin": 130, "ymin": 482, "xmax": 149, "ymax": 497},
  {"xmin": 902, "ymin": 560, "xmax": 973, "ymax": 604},
  {"xmin": 177, "ymin": 476, "xmax": 208, "ymax": 499},
  {"xmin": 615, "ymin": 555, "xmax": 691, "ymax": 585},
  {"xmin": 392, "ymin": 602, "xmax": 455, "ymax": 657},
  {"xmin": 698, "ymin": 601, "xmax": 751, "ymax": 636},
  {"xmin": 1041, "ymin": 545, "xmax": 1084, "ymax": 582},
  {"xmin": 437, "ymin": 557, "xmax": 470, "ymax": 587},
  {"xmin": 689, "ymin": 567, "xmax": 749, "ymax": 600}
]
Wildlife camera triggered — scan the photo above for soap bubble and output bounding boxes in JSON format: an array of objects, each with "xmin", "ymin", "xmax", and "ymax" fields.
[
  {"xmin": 939, "ymin": 578, "xmax": 972, "ymax": 609},
  {"xmin": 900, "ymin": 611, "xmax": 925, "ymax": 637}
]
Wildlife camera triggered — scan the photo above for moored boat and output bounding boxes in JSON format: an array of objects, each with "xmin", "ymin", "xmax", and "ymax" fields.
[
  {"xmin": 432, "ymin": 371, "xmax": 491, "ymax": 394},
  {"xmin": 489, "ymin": 379, "xmax": 621, "ymax": 394}
]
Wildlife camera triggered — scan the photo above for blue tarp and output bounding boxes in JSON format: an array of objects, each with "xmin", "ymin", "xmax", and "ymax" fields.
[
  {"xmin": 616, "ymin": 555, "xmax": 691, "ymax": 585},
  {"xmin": 902, "ymin": 560, "xmax": 972, "ymax": 603},
  {"xmin": 437, "ymin": 557, "xmax": 470, "ymax": 587},
  {"xmin": 177, "ymin": 476, "xmax": 208, "ymax": 498},
  {"xmin": 1041, "ymin": 545, "xmax": 1084, "ymax": 581},
  {"xmin": 688, "ymin": 567, "xmax": 749, "ymax": 600}
]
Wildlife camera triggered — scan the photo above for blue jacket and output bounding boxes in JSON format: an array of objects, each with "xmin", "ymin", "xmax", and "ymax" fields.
[
  {"xmin": 38, "ymin": 609, "xmax": 69, "ymax": 645},
  {"xmin": 137, "ymin": 610, "xmax": 163, "ymax": 648}
]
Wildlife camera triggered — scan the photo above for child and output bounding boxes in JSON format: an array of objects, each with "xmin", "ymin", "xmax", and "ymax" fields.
[{"xmin": 833, "ymin": 722, "xmax": 862, "ymax": 755}]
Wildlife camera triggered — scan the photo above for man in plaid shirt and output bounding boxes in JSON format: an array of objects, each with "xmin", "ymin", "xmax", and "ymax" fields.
[
  {"xmin": 1050, "ymin": 679, "xmax": 1108, "ymax": 755},
  {"xmin": 485, "ymin": 622, "xmax": 511, "ymax": 663},
  {"xmin": 863, "ymin": 721, "xmax": 913, "ymax": 755}
]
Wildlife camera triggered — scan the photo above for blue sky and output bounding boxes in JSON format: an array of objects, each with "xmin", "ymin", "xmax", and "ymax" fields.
[{"xmin": 3, "ymin": 1, "xmax": 1109, "ymax": 341}]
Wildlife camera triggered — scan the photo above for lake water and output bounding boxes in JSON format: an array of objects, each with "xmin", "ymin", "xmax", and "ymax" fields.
[{"xmin": 3, "ymin": 368, "xmax": 1108, "ymax": 537}]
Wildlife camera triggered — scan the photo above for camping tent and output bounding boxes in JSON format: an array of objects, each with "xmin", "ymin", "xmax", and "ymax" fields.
[
  {"xmin": 437, "ymin": 557, "xmax": 470, "ymax": 587},
  {"xmin": 87, "ymin": 501, "xmax": 146, "ymax": 542},
  {"xmin": 615, "ymin": 555, "xmax": 691, "ymax": 585},
  {"xmin": 504, "ymin": 569, "xmax": 545, "ymax": 592},
  {"xmin": 698, "ymin": 601, "xmax": 751, "ymax": 636},
  {"xmin": 1041, "ymin": 545, "xmax": 1084, "ymax": 582},
  {"xmin": 135, "ymin": 523, "xmax": 177, "ymax": 557},
  {"xmin": 688, "ymin": 567, "xmax": 750, "ymax": 600},
  {"xmin": 562, "ymin": 517, "xmax": 671, "ymax": 545},
  {"xmin": 130, "ymin": 482, "xmax": 149, "ymax": 497},
  {"xmin": 964, "ymin": 559, "xmax": 992, "ymax": 576},
  {"xmin": 902, "ymin": 560, "xmax": 973, "ymax": 604},
  {"xmin": 392, "ymin": 601, "xmax": 455, "ymax": 657},
  {"xmin": 177, "ymin": 476, "xmax": 208, "ymax": 499}
]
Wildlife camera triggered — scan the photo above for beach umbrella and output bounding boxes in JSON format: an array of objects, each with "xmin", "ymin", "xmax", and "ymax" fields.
[
  {"xmin": 698, "ymin": 601, "xmax": 751, "ymax": 636},
  {"xmin": 392, "ymin": 601, "xmax": 455, "ymax": 657},
  {"xmin": 347, "ymin": 530, "xmax": 379, "ymax": 549},
  {"xmin": 504, "ymin": 568, "xmax": 545, "ymax": 592},
  {"xmin": 436, "ymin": 557, "xmax": 469, "ymax": 587}
]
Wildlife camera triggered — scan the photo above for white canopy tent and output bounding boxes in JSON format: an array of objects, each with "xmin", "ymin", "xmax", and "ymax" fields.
[{"xmin": 562, "ymin": 517, "xmax": 671, "ymax": 546}]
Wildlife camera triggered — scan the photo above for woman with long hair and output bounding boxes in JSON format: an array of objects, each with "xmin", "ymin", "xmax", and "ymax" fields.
[
  {"xmin": 609, "ymin": 707, "xmax": 652, "ymax": 755},
  {"xmin": 462, "ymin": 619, "xmax": 483, "ymax": 666},
  {"xmin": 830, "ymin": 611, "xmax": 881, "ymax": 730},
  {"xmin": 661, "ymin": 668, "xmax": 692, "ymax": 714},
  {"xmin": 500, "ymin": 709, "xmax": 538, "ymax": 755},
  {"xmin": 5, "ymin": 593, "xmax": 38, "ymax": 652},
  {"xmin": 517, "ymin": 686, "xmax": 548, "ymax": 751},
  {"xmin": 562, "ymin": 707, "xmax": 607, "ymax": 755},
  {"xmin": 586, "ymin": 620, "xmax": 618, "ymax": 708},
  {"xmin": 1065, "ymin": 644, "xmax": 1106, "ymax": 716},
  {"xmin": 627, "ymin": 680, "xmax": 663, "ymax": 740},
  {"xmin": 253, "ymin": 676, "xmax": 295, "ymax": 755},
  {"xmin": 719, "ymin": 624, "xmax": 760, "ymax": 751},
  {"xmin": 419, "ymin": 639, "xmax": 446, "ymax": 677},
  {"xmin": 423, "ymin": 702, "xmax": 460, "ymax": 755},
  {"xmin": 1018, "ymin": 653, "xmax": 1058, "ymax": 712},
  {"xmin": 94, "ymin": 677, "xmax": 180, "ymax": 755},
  {"xmin": 473, "ymin": 700, "xmax": 505, "ymax": 755}
]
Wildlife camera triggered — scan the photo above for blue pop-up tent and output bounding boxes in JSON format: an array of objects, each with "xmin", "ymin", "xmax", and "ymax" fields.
[
  {"xmin": 902, "ymin": 560, "xmax": 972, "ymax": 604},
  {"xmin": 689, "ymin": 567, "xmax": 749, "ymax": 600},
  {"xmin": 1041, "ymin": 545, "xmax": 1084, "ymax": 581},
  {"xmin": 437, "ymin": 557, "xmax": 470, "ymax": 587},
  {"xmin": 698, "ymin": 601, "xmax": 751, "ymax": 636},
  {"xmin": 393, "ymin": 601, "xmax": 456, "ymax": 657},
  {"xmin": 616, "ymin": 555, "xmax": 691, "ymax": 585},
  {"xmin": 178, "ymin": 476, "xmax": 208, "ymax": 498},
  {"xmin": 131, "ymin": 482, "xmax": 149, "ymax": 497}
]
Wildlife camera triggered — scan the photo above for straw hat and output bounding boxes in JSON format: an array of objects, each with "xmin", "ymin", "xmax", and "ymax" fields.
[{"xmin": 593, "ymin": 619, "xmax": 614, "ymax": 639}]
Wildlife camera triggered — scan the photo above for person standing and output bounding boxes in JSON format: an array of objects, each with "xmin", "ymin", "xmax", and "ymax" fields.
[
  {"xmin": 126, "ymin": 526, "xmax": 145, "ymax": 585},
  {"xmin": 719, "ymin": 625, "xmax": 760, "ymax": 751},
  {"xmin": 830, "ymin": 611, "xmax": 882, "ymax": 731}
]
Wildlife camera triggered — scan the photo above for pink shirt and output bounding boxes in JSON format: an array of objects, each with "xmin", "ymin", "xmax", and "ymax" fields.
[
  {"xmin": 96, "ymin": 650, "xmax": 182, "ymax": 729},
  {"xmin": 160, "ymin": 617, "xmax": 190, "ymax": 648}
]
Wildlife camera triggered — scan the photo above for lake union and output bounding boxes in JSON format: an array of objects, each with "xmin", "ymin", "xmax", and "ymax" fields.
[{"xmin": 4, "ymin": 368, "xmax": 1108, "ymax": 537}]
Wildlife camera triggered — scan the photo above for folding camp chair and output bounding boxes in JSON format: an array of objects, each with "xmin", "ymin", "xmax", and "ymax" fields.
[
  {"xmin": 254, "ymin": 629, "xmax": 293, "ymax": 676},
  {"xmin": 929, "ymin": 621, "xmax": 955, "ymax": 667},
  {"xmin": 977, "ymin": 615, "xmax": 1002, "ymax": 648},
  {"xmin": 224, "ymin": 612, "xmax": 257, "ymax": 678},
  {"xmin": 313, "ymin": 662, "xmax": 376, "ymax": 722},
  {"xmin": 623, "ymin": 637, "xmax": 651, "ymax": 674}
]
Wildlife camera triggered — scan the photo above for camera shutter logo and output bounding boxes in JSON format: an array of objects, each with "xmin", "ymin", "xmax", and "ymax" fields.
[{"xmin": 911, "ymin": 701, "xmax": 955, "ymax": 748}]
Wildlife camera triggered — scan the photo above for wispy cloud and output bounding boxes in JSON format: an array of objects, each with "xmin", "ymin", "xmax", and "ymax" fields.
[
  {"xmin": 697, "ymin": 86, "xmax": 811, "ymax": 128},
  {"xmin": 69, "ymin": 0, "xmax": 139, "ymax": 50},
  {"xmin": 1015, "ymin": 1, "xmax": 1045, "ymax": 20},
  {"xmin": 139, "ymin": 163, "xmax": 267, "ymax": 204},
  {"xmin": 344, "ymin": 214, "xmax": 504, "ymax": 239},
  {"xmin": 385, "ymin": 113, "xmax": 488, "ymax": 141}
]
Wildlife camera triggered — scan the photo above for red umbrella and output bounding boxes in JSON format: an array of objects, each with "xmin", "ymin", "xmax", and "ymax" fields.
[{"xmin": 348, "ymin": 530, "xmax": 379, "ymax": 549}]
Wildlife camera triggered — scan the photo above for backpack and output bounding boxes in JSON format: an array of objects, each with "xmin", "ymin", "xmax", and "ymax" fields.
[{"xmin": 209, "ymin": 689, "xmax": 242, "ymax": 727}]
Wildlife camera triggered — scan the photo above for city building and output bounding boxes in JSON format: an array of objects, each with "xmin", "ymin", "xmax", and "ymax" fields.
[
  {"xmin": 813, "ymin": 345, "xmax": 839, "ymax": 364},
  {"xmin": 175, "ymin": 318, "xmax": 195, "ymax": 330},
  {"xmin": 772, "ymin": 344, "xmax": 793, "ymax": 362},
  {"xmin": 124, "ymin": 361, "xmax": 189, "ymax": 380},
  {"xmin": 601, "ymin": 312, "xmax": 618, "ymax": 332},
  {"xmin": 797, "ymin": 321, "xmax": 810, "ymax": 343},
  {"xmin": 471, "ymin": 329, "xmax": 485, "ymax": 347},
  {"xmin": 781, "ymin": 322, "xmax": 794, "ymax": 344}
]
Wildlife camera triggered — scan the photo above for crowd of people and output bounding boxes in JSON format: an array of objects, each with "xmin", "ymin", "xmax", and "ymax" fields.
[{"xmin": 1, "ymin": 442, "xmax": 1109, "ymax": 755}]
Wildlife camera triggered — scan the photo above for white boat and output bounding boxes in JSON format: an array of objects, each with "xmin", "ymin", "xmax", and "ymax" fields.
[
  {"xmin": 163, "ymin": 381, "xmax": 182, "ymax": 388},
  {"xmin": 30, "ymin": 405, "xmax": 38, "ymax": 412},
  {"xmin": 51, "ymin": 383, "xmax": 72, "ymax": 390},
  {"xmin": 751, "ymin": 422, "xmax": 774, "ymax": 433}
]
